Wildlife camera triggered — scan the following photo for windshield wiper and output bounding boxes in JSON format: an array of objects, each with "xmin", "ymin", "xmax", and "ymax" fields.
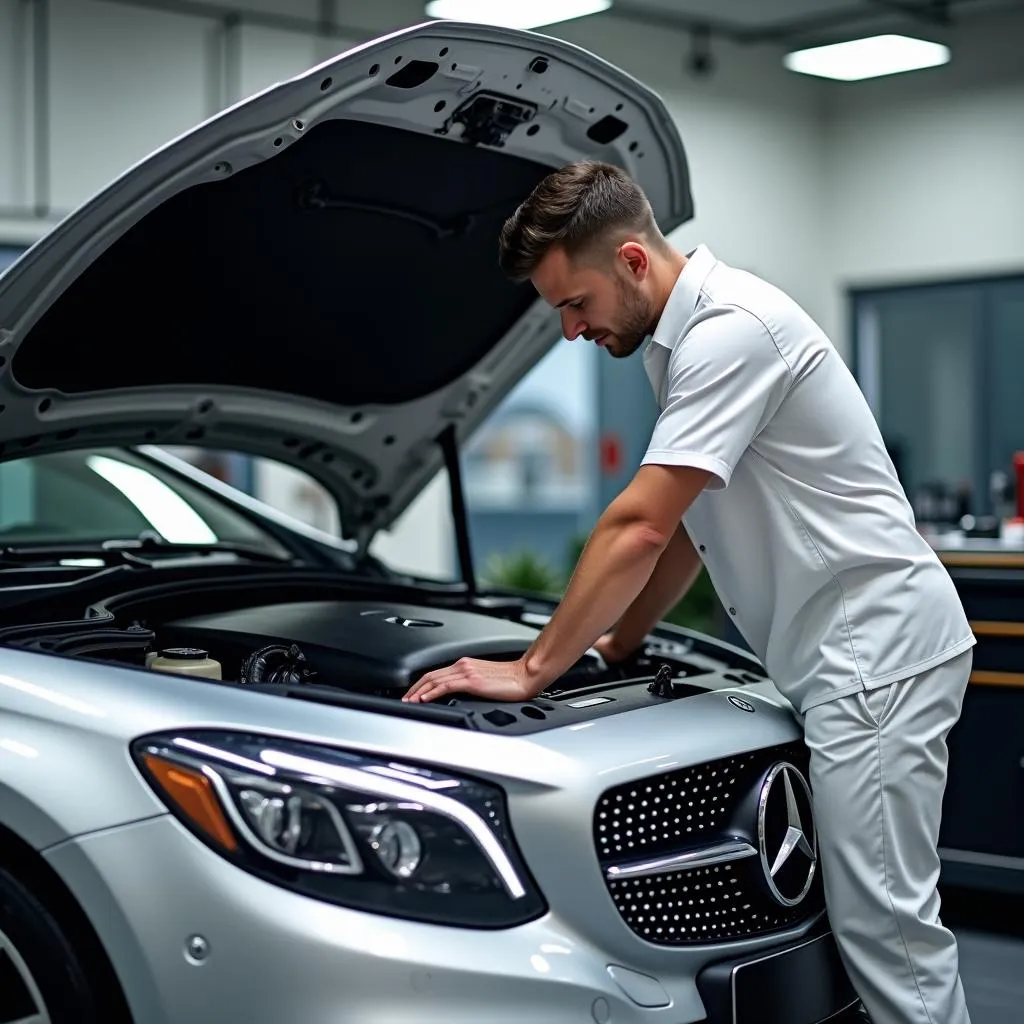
[
  {"xmin": 109, "ymin": 534, "xmax": 295, "ymax": 563},
  {"xmin": 0, "ymin": 533, "xmax": 294, "ymax": 567}
]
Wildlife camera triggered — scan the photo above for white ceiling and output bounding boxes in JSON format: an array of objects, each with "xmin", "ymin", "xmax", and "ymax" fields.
[
  {"xmin": 610, "ymin": 0, "xmax": 1023, "ymax": 40},
  {"xmin": 627, "ymin": 0, "xmax": 873, "ymax": 28},
  {"xmin": 97, "ymin": 0, "xmax": 1024, "ymax": 47}
]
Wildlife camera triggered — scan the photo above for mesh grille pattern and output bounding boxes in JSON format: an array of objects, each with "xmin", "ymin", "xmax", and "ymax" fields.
[
  {"xmin": 596, "ymin": 755, "xmax": 748, "ymax": 859},
  {"xmin": 596, "ymin": 742, "xmax": 806, "ymax": 861},
  {"xmin": 606, "ymin": 859, "xmax": 817, "ymax": 945},
  {"xmin": 595, "ymin": 742, "xmax": 823, "ymax": 946}
]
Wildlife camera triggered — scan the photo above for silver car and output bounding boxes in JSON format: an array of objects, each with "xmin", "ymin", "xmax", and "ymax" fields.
[{"xmin": 0, "ymin": 20, "xmax": 861, "ymax": 1024}]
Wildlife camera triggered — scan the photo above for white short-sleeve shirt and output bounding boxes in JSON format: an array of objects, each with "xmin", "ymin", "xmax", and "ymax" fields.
[{"xmin": 641, "ymin": 245, "xmax": 975, "ymax": 713}]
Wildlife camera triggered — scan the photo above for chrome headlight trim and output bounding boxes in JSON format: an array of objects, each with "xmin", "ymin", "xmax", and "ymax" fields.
[{"xmin": 258, "ymin": 747, "xmax": 527, "ymax": 899}]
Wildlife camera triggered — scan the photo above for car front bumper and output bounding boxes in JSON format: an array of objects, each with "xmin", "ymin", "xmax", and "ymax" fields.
[{"xmin": 43, "ymin": 815, "xmax": 857, "ymax": 1024}]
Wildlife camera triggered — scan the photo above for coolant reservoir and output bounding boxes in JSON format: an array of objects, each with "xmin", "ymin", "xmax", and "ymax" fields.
[{"xmin": 149, "ymin": 647, "xmax": 222, "ymax": 679}]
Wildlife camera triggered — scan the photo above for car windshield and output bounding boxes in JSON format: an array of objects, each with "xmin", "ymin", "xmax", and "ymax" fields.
[{"xmin": 0, "ymin": 447, "xmax": 289, "ymax": 557}]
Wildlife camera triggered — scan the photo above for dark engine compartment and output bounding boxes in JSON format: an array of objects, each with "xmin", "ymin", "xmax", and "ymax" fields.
[
  {"xmin": 0, "ymin": 575, "xmax": 771, "ymax": 735},
  {"xmin": 154, "ymin": 597, "xmax": 769, "ymax": 732},
  {"xmin": 160, "ymin": 599, "xmax": 545, "ymax": 694}
]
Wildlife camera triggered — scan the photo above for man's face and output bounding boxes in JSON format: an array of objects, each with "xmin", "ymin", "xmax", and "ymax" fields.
[{"xmin": 530, "ymin": 243, "xmax": 656, "ymax": 359}]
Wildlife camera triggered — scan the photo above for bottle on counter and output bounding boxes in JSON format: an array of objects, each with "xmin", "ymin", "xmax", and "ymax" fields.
[{"xmin": 1003, "ymin": 518, "xmax": 1024, "ymax": 548}]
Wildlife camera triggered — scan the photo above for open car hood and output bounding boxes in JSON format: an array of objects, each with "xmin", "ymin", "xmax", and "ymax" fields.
[{"xmin": 0, "ymin": 20, "xmax": 692, "ymax": 547}]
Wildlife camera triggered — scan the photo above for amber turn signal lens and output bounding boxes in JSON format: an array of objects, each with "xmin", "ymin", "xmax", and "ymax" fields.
[{"xmin": 143, "ymin": 754, "xmax": 237, "ymax": 852}]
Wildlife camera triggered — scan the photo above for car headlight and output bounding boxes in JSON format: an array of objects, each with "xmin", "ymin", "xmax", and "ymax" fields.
[{"xmin": 131, "ymin": 730, "xmax": 546, "ymax": 928}]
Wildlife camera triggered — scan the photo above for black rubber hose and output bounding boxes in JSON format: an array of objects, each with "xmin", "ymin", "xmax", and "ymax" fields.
[{"xmin": 239, "ymin": 643, "xmax": 315, "ymax": 685}]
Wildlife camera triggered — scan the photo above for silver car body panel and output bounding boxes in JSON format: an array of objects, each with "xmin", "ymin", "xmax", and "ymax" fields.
[
  {"xmin": 46, "ymin": 817, "xmax": 716, "ymax": 1024},
  {"xmin": 1, "ymin": 637, "xmax": 805, "ymax": 1022}
]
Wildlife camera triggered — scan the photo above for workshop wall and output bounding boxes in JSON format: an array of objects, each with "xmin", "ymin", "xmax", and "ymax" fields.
[
  {"xmin": 0, "ymin": 0, "xmax": 354, "ymax": 222},
  {"xmin": 825, "ymin": 5, "xmax": 1024, "ymax": 354}
]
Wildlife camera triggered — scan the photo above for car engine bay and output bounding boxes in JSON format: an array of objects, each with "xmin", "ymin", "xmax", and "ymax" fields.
[{"xmin": 0, "ymin": 573, "xmax": 770, "ymax": 735}]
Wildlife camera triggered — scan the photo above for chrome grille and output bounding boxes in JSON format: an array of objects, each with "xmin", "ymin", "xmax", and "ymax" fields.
[
  {"xmin": 595, "ymin": 742, "xmax": 824, "ymax": 946},
  {"xmin": 607, "ymin": 859, "xmax": 813, "ymax": 944},
  {"xmin": 595, "ymin": 754, "xmax": 753, "ymax": 860}
]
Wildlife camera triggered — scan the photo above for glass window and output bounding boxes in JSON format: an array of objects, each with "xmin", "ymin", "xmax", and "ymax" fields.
[
  {"xmin": 162, "ymin": 447, "xmax": 341, "ymax": 536},
  {"xmin": 855, "ymin": 286, "xmax": 983, "ymax": 514},
  {"xmin": 854, "ymin": 276, "xmax": 1024, "ymax": 521},
  {"xmin": 988, "ymin": 280, "xmax": 1024, "ymax": 514},
  {"xmin": 0, "ymin": 447, "xmax": 287, "ymax": 556}
]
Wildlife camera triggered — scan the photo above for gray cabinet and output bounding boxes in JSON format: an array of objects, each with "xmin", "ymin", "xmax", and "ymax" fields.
[{"xmin": 936, "ymin": 555, "xmax": 1024, "ymax": 893}]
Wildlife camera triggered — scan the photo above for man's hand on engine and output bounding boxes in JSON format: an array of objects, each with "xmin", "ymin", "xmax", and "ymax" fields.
[{"xmin": 402, "ymin": 656, "xmax": 542, "ymax": 704}]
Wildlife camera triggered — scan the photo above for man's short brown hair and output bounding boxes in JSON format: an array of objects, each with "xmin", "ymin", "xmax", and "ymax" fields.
[{"xmin": 498, "ymin": 161, "xmax": 659, "ymax": 282}]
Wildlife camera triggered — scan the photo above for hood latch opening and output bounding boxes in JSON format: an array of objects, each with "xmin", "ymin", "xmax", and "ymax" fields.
[{"xmin": 438, "ymin": 92, "xmax": 537, "ymax": 148}]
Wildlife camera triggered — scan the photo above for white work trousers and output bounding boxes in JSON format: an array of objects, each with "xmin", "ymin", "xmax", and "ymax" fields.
[{"xmin": 802, "ymin": 649, "xmax": 973, "ymax": 1024}]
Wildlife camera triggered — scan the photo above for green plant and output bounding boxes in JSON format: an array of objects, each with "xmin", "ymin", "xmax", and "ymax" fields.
[{"xmin": 479, "ymin": 548, "xmax": 565, "ymax": 596}]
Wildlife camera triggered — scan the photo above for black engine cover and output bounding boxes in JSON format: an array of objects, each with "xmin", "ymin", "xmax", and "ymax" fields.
[{"xmin": 161, "ymin": 600, "xmax": 542, "ymax": 694}]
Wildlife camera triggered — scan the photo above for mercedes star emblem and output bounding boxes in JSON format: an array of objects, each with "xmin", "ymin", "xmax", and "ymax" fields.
[
  {"xmin": 384, "ymin": 616, "xmax": 442, "ymax": 628},
  {"xmin": 756, "ymin": 762, "xmax": 817, "ymax": 907},
  {"xmin": 728, "ymin": 695, "xmax": 756, "ymax": 712}
]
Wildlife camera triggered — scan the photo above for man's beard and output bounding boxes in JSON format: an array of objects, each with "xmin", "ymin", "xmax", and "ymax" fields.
[{"xmin": 607, "ymin": 277, "xmax": 656, "ymax": 358}]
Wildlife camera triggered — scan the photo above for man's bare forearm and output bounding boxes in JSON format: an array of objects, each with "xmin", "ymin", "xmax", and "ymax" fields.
[
  {"xmin": 519, "ymin": 469, "xmax": 712, "ymax": 692},
  {"xmin": 520, "ymin": 510, "xmax": 669, "ymax": 689},
  {"xmin": 402, "ymin": 465, "xmax": 712, "ymax": 705},
  {"xmin": 607, "ymin": 524, "xmax": 703, "ymax": 655}
]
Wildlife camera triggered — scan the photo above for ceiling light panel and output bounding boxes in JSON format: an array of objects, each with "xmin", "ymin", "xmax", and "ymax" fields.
[
  {"xmin": 783, "ymin": 34, "xmax": 951, "ymax": 81},
  {"xmin": 425, "ymin": 0, "xmax": 612, "ymax": 32}
]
